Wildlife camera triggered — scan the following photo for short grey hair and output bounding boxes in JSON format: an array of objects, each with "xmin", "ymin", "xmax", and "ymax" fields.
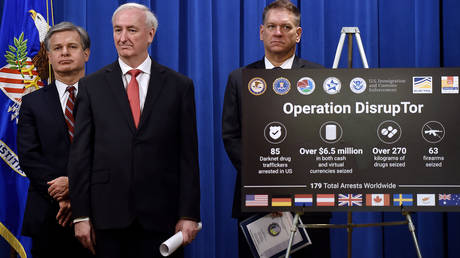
[
  {"xmin": 112, "ymin": 3, "xmax": 158, "ymax": 30},
  {"xmin": 44, "ymin": 21, "xmax": 90, "ymax": 51}
]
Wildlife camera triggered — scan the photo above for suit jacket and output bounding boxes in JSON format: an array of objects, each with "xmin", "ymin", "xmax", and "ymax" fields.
[
  {"xmin": 17, "ymin": 82, "xmax": 72, "ymax": 236},
  {"xmin": 222, "ymin": 56, "xmax": 329, "ymax": 219},
  {"xmin": 68, "ymin": 58, "xmax": 200, "ymax": 234}
]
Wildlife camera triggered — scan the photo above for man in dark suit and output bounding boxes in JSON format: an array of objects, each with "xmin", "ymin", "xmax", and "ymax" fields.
[
  {"xmin": 222, "ymin": 0, "xmax": 331, "ymax": 257},
  {"xmin": 17, "ymin": 22, "xmax": 93, "ymax": 258},
  {"xmin": 68, "ymin": 3, "xmax": 200, "ymax": 258}
]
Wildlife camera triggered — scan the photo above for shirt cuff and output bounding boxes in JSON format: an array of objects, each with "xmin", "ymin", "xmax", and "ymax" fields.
[{"xmin": 73, "ymin": 217, "xmax": 90, "ymax": 224}]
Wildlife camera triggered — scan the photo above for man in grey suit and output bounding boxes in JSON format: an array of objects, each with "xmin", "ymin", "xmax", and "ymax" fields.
[
  {"xmin": 222, "ymin": 0, "xmax": 331, "ymax": 257},
  {"xmin": 68, "ymin": 3, "xmax": 200, "ymax": 258}
]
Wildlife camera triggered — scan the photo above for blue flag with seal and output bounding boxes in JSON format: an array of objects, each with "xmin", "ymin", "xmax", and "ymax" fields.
[{"xmin": 0, "ymin": 0, "xmax": 51, "ymax": 257}]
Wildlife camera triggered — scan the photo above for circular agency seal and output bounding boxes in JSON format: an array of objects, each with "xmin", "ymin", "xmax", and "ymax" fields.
[
  {"xmin": 350, "ymin": 77, "xmax": 367, "ymax": 94},
  {"xmin": 268, "ymin": 223, "xmax": 281, "ymax": 236},
  {"xmin": 297, "ymin": 77, "xmax": 315, "ymax": 95},
  {"xmin": 248, "ymin": 77, "xmax": 267, "ymax": 96},
  {"xmin": 323, "ymin": 77, "xmax": 341, "ymax": 95},
  {"xmin": 273, "ymin": 77, "xmax": 291, "ymax": 95}
]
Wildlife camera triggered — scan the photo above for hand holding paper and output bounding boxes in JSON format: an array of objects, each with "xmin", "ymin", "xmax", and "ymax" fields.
[{"xmin": 160, "ymin": 222, "xmax": 202, "ymax": 256}]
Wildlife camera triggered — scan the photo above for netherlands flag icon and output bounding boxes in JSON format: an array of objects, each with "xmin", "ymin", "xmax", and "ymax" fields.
[{"xmin": 294, "ymin": 194, "xmax": 313, "ymax": 206}]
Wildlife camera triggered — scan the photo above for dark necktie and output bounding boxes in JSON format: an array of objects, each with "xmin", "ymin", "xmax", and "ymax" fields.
[
  {"xmin": 127, "ymin": 69, "xmax": 141, "ymax": 128},
  {"xmin": 273, "ymin": 66, "xmax": 282, "ymax": 70},
  {"xmin": 65, "ymin": 86, "xmax": 76, "ymax": 142}
]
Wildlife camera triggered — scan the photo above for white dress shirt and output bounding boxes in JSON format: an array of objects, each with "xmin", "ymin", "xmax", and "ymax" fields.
[
  {"xmin": 55, "ymin": 80, "xmax": 78, "ymax": 114},
  {"xmin": 264, "ymin": 54, "xmax": 295, "ymax": 69},
  {"xmin": 118, "ymin": 57, "xmax": 152, "ymax": 112}
]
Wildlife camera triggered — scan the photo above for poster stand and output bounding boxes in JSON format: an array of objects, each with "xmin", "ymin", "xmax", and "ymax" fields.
[
  {"xmin": 284, "ymin": 209, "xmax": 422, "ymax": 258},
  {"xmin": 284, "ymin": 27, "xmax": 423, "ymax": 258}
]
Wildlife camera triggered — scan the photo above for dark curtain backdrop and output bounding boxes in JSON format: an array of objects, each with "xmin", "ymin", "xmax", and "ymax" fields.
[{"xmin": 7, "ymin": 0, "xmax": 460, "ymax": 257}]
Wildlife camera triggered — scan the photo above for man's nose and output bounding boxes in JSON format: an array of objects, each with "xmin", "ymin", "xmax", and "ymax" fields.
[
  {"xmin": 119, "ymin": 30, "xmax": 128, "ymax": 41},
  {"xmin": 274, "ymin": 26, "xmax": 282, "ymax": 35},
  {"xmin": 61, "ymin": 47, "xmax": 70, "ymax": 56}
]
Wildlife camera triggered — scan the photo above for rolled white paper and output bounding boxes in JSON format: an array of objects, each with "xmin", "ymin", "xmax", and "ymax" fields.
[{"xmin": 159, "ymin": 222, "xmax": 202, "ymax": 257}]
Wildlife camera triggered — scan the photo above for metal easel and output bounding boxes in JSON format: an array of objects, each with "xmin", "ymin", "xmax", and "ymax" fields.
[
  {"xmin": 332, "ymin": 27, "xmax": 369, "ymax": 69},
  {"xmin": 285, "ymin": 27, "xmax": 422, "ymax": 258}
]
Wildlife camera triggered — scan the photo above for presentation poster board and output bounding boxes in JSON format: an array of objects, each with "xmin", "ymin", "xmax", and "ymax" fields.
[{"xmin": 241, "ymin": 68, "xmax": 460, "ymax": 212}]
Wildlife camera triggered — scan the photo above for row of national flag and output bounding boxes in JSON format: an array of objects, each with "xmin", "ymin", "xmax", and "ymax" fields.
[{"xmin": 245, "ymin": 193, "xmax": 460, "ymax": 207}]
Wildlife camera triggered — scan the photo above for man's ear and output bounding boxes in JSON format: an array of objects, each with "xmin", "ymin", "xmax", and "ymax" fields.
[
  {"xmin": 148, "ymin": 27, "xmax": 156, "ymax": 44},
  {"xmin": 260, "ymin": 25, "xmax": 265, "ymax": 41},
  {"xmin": 296, "ymin": 27, "xmax": 302, "ymax": 43},
  {"xmin": 84, "ymin": 48, "xmax": 90, "ymax": 62}
]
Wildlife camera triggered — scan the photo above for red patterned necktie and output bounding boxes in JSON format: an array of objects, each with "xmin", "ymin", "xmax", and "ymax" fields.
[
  {"xmin": 65, "ymin": 86, "xmax": 76, "ymax": 142},
  {"xmin": 127, "ymin": 69, "xmax": 141, "ymax": 128}
]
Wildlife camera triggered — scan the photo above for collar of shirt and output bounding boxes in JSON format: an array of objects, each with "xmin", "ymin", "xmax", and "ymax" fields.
[
  {"xmin": 55, "ymin": 80, "xmax": 79, "ymax": 114},
  {"xmin": 118, "ymin": 56, "xmax": 152, "ymax": 112},
  {"xmin": 264, "ymin": 54, "xmax": 295, "ymax": 69},
  {"xmin": 118, "ymin": 56, "xmax": 151, "ymax": 82},
  {"xmin": 55, "ymin": 79, "xmax": 78, "ymax": 99}
]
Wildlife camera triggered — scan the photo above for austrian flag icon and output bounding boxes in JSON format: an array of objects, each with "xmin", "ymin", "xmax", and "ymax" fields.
[{"xmin": 317, "ymin": 194, "xmax": 335, "ymax": 206}]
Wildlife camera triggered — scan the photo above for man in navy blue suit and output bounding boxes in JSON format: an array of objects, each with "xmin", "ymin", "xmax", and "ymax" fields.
[
  {"xmin": 17, "ymin": 22, "xmax": 93, "ymax": 258},
  {"xmin": 68, "ymin": 3, "xmax": 201, "ymax": 258},
  {"xmin": 222, "ymin": 0, "xmax": 331, "ymax": 257}
]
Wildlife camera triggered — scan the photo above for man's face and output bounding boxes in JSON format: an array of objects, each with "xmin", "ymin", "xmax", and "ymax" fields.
[
  {"xmin": 47, "ymin": 30, "xmax": 89, "ymax": 74},
  {"xmin": 260, "ymin": 8, "xmax": 301, "ymax": 57},
  {"xmin": 113, "ymin": 8, "xmax": 155, "ymax": 64}
]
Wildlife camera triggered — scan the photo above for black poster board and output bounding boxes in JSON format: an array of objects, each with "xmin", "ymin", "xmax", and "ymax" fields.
[{"xmin": 241, "ymin": 68, "xmax": 460, "ymax": 212}]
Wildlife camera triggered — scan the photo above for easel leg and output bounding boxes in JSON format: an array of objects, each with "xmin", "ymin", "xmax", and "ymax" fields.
[
  {"xmin": 347, "ymin": 33, "xmax": 353, "ymax": 68},
  {"xmin": 285, "ymin": 213, "xmax": 300, "ymax": 258},
  {"xmin": 405, "ymin": 212, "xmax": 423, "ymax": 258},
  {"xmin": 347, "ymin": 212, "xmax": 352, "ymax": 258}
]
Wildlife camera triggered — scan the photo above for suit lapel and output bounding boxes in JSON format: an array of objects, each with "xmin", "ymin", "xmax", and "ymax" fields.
[
  {"xmin": 137, "ymin": 59, "xmax": 166, "ymax": 129},
  {"xmin": 104, "ymin": 61, "xmax": 136, "ymax": 133},
  {"xmin": 250, "ymin": 56, "xmax": 304, "ymax": 69},
  {"xmin": 247, "ymin": 59, "xmax": 265, "ymax": 69},
  {"xmin": 291, "ymin": 56, "xmax": 304, "ymax": 68},
  {"xmin": 44, "ymin": 82, "xmax": 71, "ymax": 145}
]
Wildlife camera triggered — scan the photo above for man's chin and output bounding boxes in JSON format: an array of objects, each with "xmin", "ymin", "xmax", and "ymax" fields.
[
  {"xmin": 53, "ymin": 67, "xmax": 74, "ymax": 73},
  {"xmin": 118, "ymin": 49, "xmax": 133, "ymax": 56},
  {"xmin": 268, "ymin": 46, "xmax": 287, "ymax": 52}
]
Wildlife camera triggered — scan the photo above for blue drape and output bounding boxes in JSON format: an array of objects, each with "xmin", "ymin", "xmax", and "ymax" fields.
[{"xmin": 3, "ymin": 0, "xmax": 459, "ymax": 257}]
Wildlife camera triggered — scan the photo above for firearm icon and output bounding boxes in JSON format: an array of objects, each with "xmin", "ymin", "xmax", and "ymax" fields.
[{"xmin": 424, "ymin": 129, "xmax": 442, "ymax": 137}]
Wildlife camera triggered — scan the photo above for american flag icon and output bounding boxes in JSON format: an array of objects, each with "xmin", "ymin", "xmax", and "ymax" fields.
[{"xmin": 245, "ymin": 194, "xmax": 268, "ymax": 207}]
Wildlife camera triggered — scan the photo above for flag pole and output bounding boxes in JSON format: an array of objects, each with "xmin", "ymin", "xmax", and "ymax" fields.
[{"xmin": 46, "ymin": 0, "xmax": 55, "ymax": 84}]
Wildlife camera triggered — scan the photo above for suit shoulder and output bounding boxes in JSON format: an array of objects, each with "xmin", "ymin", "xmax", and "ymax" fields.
[
  {"xmin": 156, "ymin": 63, "xmax": 193, "ymax": 85},
  {"xmin": 298, "ymin": 58, "xmax": 324, "ymax": 69},
  {"xmin": 81, "ymin": 62, "xmax": 116, "ymax": 83},
  {"xmin": 228, "ymin": 59, "xmax": 264, "ymax": 79},
  {"xmin": 21, "ymin": 84, "xmax": 52, "ymax": 103},
  {"xmin": 246, "ymin": 60, "xmax": 265, "ymax": 69},
  {"xmin": 21, "ymin": 88, "xmax": 42, "ymax": 102},
  {"xmin": 228, "ymin": 67, "xmax": 243, "ymax": 79}
]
